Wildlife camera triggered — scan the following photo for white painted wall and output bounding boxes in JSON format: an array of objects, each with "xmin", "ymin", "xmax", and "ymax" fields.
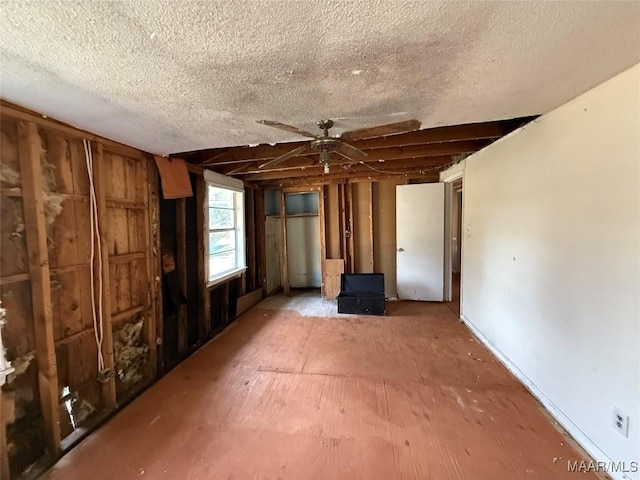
[{"xmin": 461, "ymin": 64, "xmax": 639, "ymax": 480}]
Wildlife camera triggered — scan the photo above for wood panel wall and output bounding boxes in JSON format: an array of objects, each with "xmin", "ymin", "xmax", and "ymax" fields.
[{"xmin": 0, "ymin": 105, "xmax": 160, "ymax": 478}]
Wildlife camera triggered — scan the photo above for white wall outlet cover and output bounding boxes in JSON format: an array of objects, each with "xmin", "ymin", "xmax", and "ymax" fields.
[{"xmin": 613, "ymin": 407, "xmax": 629, "ymax": 438}]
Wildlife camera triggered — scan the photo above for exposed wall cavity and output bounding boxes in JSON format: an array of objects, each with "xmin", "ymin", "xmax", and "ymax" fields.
[
  {"xmin": 0, "ymin": 163, "xmax": 20, "ymax": 188},
  {"xmin": 113, "ymin": 318, "xmax": 149, "ymax": 385},
  {"xmin": 40, "ymin": 141, "xmax": 65, "ymax": 233}
]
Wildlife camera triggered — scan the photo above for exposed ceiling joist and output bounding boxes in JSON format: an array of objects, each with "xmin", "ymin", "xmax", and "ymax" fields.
[
  {"xmin": 199, "ymin": 117, "xmax": 532, "ymax": 187},
  {"xmin": 188, "ymin": 120, "xmax": 528, "ymax": 166},
  {"xmin": 241, "ymin": 156, "xmax": 455, "ymax": 181}
]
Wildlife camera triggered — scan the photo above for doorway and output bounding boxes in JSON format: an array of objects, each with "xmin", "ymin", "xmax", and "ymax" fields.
[
  {"xmin": 284, "ymin": 192, "xmax": 322, "ymax": 289},
  {"xmin": 444, "ymin": 178, "xmax": 463, "ymax": 315}
]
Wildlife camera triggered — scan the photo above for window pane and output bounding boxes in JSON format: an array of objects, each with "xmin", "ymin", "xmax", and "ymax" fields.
[
  {"xmin": 209, "ymin": 207, "xmax": 234, "ymax": 229},
  {"xmin": 209, "ymin": 231, "xmax": 235, "ymax": 254},
  {"xmin": 209, "ymin": 251, "xmax": 236, "ymax": 277},
  {"xmin": 209, "ymin": 186, "xmax": 234, "ymax": 209}
]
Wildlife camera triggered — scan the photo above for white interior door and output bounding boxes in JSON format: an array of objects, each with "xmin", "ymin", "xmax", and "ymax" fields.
[{"xmin": 396, "ymin": 183, "xmax": 445, "ymax": 301}]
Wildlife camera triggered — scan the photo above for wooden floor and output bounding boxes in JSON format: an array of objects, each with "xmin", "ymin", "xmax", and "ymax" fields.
[{"xmin": 44, "ymin": 293, "xmax": 597, "ymax": 480}]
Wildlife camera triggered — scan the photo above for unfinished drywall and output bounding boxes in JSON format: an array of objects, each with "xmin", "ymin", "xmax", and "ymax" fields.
[{"xmin": 461, "ymin": 64, "xmax": 639, "ymax": 480}]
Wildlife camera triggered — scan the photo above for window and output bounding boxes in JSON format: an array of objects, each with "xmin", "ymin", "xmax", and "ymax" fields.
[{"xmin": 205, "ymin": 170, "xmax": 245, "ymax": 285}]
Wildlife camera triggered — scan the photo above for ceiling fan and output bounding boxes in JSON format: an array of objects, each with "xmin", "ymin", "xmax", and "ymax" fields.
[{"xmin": 256, "ymin": 118, "xmax": 421, "ymax": 172}]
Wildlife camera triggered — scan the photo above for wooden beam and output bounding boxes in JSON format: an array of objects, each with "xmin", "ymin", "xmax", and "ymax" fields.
[
  {"xmin": 191, "ymin": 118, "xmax": 533, "ymax": 166},
  {"xmin": 241, "ymin": 155, "xmax": 457, "ymax": 181},
  {"xmin": 93, "ymin": 143, "xmax": 117, "ymax": 410},
  {"xmin": 318, "ymin": 186, "xmax": 327, "ymax": 297},
  {"xmin": 339, "ymin": 184, "xmax": 347, "ymax": 261},
  {"xmin": 368, "ymin": 182, "xmax": 374, "ymax": 272},
  {"xmin": 176, "ymin": 199, "xmax": 188, "ymax": 355},
  {"xmin": 240, "ymin": 154, "xmax": 453, "ymax": 179},
  {"xmin": 196, "ymin": 177, "xmax": 211, "ymax": 342},
  {"xmin": 145, "ymin": 156, "xmax": 159, "ymax": 378},
  {"xmin": 246, "ymin": 188, "xmax": 256, "ymax": 292},
  {"xmin": 280, "ymin": 190, "xmax": 290, "ymax": 296},
  {"xmin": 5, "ymin": 101, "xmax": 146, "ymax": 160},
  {"xmin": 255, "ymin": 188, "xmax": 267, "ymax": 293},
  {"xmin": 253, "ymin": 169, "xmax": 441, "ymax": 187},
  {"xmin": 207, "ymin": 140, "xmax": 488, "ymax": 169},
  {"xmin": 1, "ymin": 386, "xmax": 14, "ymax": 479},
  {"xmin": 346, "ymin": 182, "xmax": 355, "ymax": 274},
  {"xmin": 17, "ymin": 121, "xmax": 62, "ymax": 453}
]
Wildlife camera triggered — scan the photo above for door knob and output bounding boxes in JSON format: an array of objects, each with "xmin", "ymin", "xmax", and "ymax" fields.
[{"xmin": 398, "ymin": 247, "xmax": 404, "ymax": 252}]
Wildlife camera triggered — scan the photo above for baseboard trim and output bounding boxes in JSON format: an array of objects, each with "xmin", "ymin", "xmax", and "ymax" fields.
[{"xmin": 460, "ymin": 314, "xmax": 630, "ymax": 480}]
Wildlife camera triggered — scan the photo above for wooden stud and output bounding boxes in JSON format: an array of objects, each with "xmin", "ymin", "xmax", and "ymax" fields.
[
  {"xmin": 280, "ymin": 190, "xmax": 290, "ymax": 296},
  {"xmin": 318, "ymin": 186, "xmax": 327, "ymax": 297},
  {"xmin": 246, "ymin": 188, "xmax": 256, "ymax": 292},
  {"xmin": 196, "ymin": 177, "xmax": 211, "ymax": 342},
  {"xmin": 93, "ymin": 143, "xmax": 117, "ymax": 410},
  {"xmin": 255, "ymin": 188, "xmax": 267, "ymax": 293},
  {"xmin": 176, "ymin": 198, "xmax": 188, "ymax": 356},
  {"xmin": 368, "ymin": 182, "xmax": 375, "ymax": 272},
  {"xmin": 346, "ymin": 182, "xmax": 355, "ymax": 274},
  {"xmin": 17, "ymin": 120, "xmax": 62, "ymax": 453},
  {"xmin": 339, "ymin": 183, "xmax": 347, "ymax": 262},
  {"xmin": 1, "ymin": 388, "xmax": 13, "ymax": 479},
  {"xmin": 144, "ymin": 156, "xmax": 158, "ymax": 378}
]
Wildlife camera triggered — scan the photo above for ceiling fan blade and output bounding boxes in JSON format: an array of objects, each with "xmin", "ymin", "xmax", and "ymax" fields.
[
  {"xmin": 258, "ymin": 145, "xmax": 310, "ymax": 169},
  {"xmin": 256, "ymin": 120, "xmax": 321, "ymax": 139},
  {"xmin": 340, "ymin": 119, "xmax": 422, "ymax": 142},
  {"xmin": 333, "ymin": 142, "xmax": 368, "ymax": 161}
]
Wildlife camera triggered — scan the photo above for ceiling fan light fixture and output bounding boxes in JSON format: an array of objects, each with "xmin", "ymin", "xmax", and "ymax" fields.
[
  {"xmin": 320, "ymin": 150, "xmax": 331, "ymax": 164},
  {"xmin": 323, "ymin": 162, "xmax": 330, "ymax": 174}
]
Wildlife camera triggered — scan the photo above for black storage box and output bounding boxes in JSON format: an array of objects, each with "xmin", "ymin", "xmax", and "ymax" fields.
[{"xmin": 337, "ymin": 273, "xmax": 386, "ymax": 315}]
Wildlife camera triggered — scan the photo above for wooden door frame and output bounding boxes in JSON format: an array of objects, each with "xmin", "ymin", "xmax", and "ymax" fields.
[{"xmin": 280, "ymin": 186, "xmax": 326, "ymax": 297}]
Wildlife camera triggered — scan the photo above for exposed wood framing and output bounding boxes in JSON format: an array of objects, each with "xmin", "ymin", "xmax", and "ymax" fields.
[
  {"xmin": 4, "ymin": 101, "xmax": 144, "ymax": 160},
  {"xmin": 144, "ymin": 156, "xmax": 158, "ymax": 378},
  {"xmin": 192, "ymin": 120, "xmax": 528, "ymax": 167},
  {"xmin": 16, "ymin": 120, "xmax": 62, "ymax": 453},
  {"xmin": 1, "ymin": 384, "xmax": 13, "ymax": 479},
  {"xmin": 176, "ymin": 198, "xmax": 188, "ymax": 355},
  {"xmin": 346, "ymin": 182, "xmax": 355, "ymax": 274},
  {"xmin": 280, "ymin": 189, "xmax": 290, "ymax": 296},
  {"xmin": 255, "ymin": 188, "xmax": 267, "ymax": 293},
  {"xmin": 339, "ymin": 183, "xmax": 347, "ymax": 261},
  {"xmin": 93, "ymin": 143, "xmax": 117, "ymax": 410},
  {"xmin": 259, "ymin": 173, "xmax": 439, "ymax": 189},
  {"xmin": 318, "ymin": 186, "xmax": 327, "ymax": 297},
  {"xmin": 246, "ymin": 188, "xmax": 256, "ymax": 292},
  {"xmin": 196, "ymin": 177, "xmax": 211, "ymax": 341},
  {"xmin": 368, "ymin": 182, "xmax": 375, "ymax": 271}
]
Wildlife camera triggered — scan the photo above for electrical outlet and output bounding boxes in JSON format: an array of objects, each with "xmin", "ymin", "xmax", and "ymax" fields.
[{"xmin": 613, "ymin": 407, "xmax": 629, "ymax": 437}]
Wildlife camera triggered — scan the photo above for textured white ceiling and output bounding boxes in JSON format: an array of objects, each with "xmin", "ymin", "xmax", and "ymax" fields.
[{"xmin": 1, "ymin": 1, "xmax": 639, "ymax": 155}]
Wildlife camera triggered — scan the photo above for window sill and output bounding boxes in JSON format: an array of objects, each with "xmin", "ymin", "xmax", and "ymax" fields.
[{"xmin": 206, "ymin": 267, "xmax": 247, "ymax": 289}]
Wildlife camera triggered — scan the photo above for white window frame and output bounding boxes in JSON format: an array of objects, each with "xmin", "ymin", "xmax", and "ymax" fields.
[{"xmin": 204, "ymin": 170, "xmax": 246, "ymax": 287}]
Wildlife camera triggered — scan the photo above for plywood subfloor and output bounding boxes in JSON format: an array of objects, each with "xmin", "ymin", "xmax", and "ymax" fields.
[{"xmin": 43, "ymin": 294, "xmax": 598, "ymax": 480}]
